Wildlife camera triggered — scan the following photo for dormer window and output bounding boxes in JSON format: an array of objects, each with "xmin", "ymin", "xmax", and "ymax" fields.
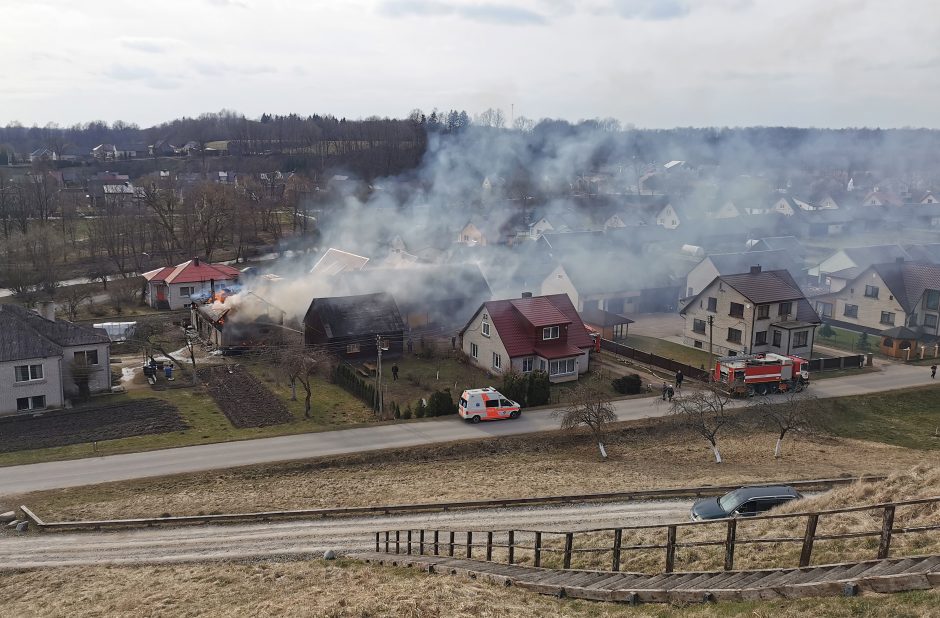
[{"xmin": 543, "ymin": 326, "xmax": 560, "ymax": 340}]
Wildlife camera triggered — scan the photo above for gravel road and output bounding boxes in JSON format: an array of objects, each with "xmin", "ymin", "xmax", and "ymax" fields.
[{"xmin": 0, "ymin": 499, "xmax": 693, "ymax": 569}]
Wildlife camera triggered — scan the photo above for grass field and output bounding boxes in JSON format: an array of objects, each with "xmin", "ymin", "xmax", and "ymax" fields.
[
  {"xmin": 2, "ymin": 560, "xmax": 938, "ymax": 618},
  {"xmin": 816, "ymin": 325, "xmax": 885, "ymax": 358},
  {"xmin": 623, "ymin": 335, "xmax": 713, "ymax": 368}
]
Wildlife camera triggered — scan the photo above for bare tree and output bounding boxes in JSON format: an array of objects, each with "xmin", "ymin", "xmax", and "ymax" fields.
[
  {"xmin": 554, "ymin": 381, "xmax": 617, "ymax": 459},
  {"xmin": 283, "ymin": 346, "xmax": 329, "ymax": 419},
  {"xmin": 669, "ymin": 386, "xmax": 738, "ymax": 463},
  {"xmin": 59, "ymin": 286, "xmax": 93, "ymax": 320},
  {"xmin": 748, "ymin": 391, "xmax": 822, "ymax": 458},
  {"xmin": 69, "ymin": 356, "xmax": 95, "ymax": 402}
]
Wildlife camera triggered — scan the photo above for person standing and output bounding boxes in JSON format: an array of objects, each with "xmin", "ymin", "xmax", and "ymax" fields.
[
  {"xmin": 392, "ymin": 363, "xmax": 399, "ymax": 381},
  {"xmin": 932, "ymin": 365, "xmax": 937, "ymax": 379},
  {"xmin": 675, "ymin": 370, "xmax": 684, "ymax": 390},
  {"xmin": 661, "ymin": 382, "xmax": 668, "ymax": 400},
  {"xmin": 666, "ymin": 385, "xmax": 675, "ymax": 401}
]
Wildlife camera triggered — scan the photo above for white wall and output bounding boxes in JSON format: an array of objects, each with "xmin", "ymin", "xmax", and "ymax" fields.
[
  {"xmin": 461, "ymin": 307, "xmax": 510, "ymax": 377},
  {"xmin": 61, "ymin": 342, "xmax": 112, "ymax": 398},
  {"xmin": 0, "ymin": 356, "xmax": 64, "ymax": 414}
]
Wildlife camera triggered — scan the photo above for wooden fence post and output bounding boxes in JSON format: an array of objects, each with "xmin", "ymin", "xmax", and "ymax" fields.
[
  {"xmin": 878, "ymin": 505, "xmax": 896, "ymax": 559},
  {"xmin": 448, "ymin": 531, "xmax": 455, "ymax": 557},
  {"xmin": 407, "ymin": 530, "xmax": 412, "ymax": 555},
  {"xmin": 611, "ymin": 528, "xmax": 623, "ymax": 572},
  {"xmin": 467, "ymin": 531, "xmax": 473, "ymax": 559},
  {"xmin": 395, "ymin": 530, "xmax": 400, "ymax": 554},
  {"xmin": 433, "ymin": 530, "xmax": 439, "ymax": 556},
  {"xmin": 419, "ymin": 529, "xmax": 425, "ymax": 555},
  {"xmin": 563, "ymin": 532, "xmax": 574, "ymax": 569},
  {"xmin": 486, "ymin": 531, "xmax": 493, "ymax": 561},
  {"xmin": 800, "ymin": 514, "xmax": 819, "ymax": 567},
  {"xmin": 534, "ymin": 532, "xmax": 543, "ymax": 568},
  {"xmin": 665, "ymin": 526, "xmax": 677, "ymax": 573},
  {"xmin": 375, "ymin": 532, "xmax": 380, "ymax": 552},
  {"xmin": 508, "ymin": 531, "xmax": 515, "ymax": 565},
  {"xmin": 724, "ymin": 519, "xmax": 737, "ymax": 571},
  {"xmin": 385, "ymin": 531, "xmax": 389, "ymax": 553}
]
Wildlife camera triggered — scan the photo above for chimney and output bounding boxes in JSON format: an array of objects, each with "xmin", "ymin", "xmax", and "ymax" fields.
[
  {"xmin": 749, "ymin": 265, "xmax": 762, "ymax": 274},
  {"xmin": 210, "ymin": 278, "xmax": 216, "ymax": 297},
  {"xmin": 193, "ymin": 257, "xmax": 200, "ymax": 266},
  {"xmin": 37, "ymin": 301, "xmax": 56, "ymax": 322},
  {"xmin": 521, "ymin": 291, "xmax": 533, "ymax": 298}
]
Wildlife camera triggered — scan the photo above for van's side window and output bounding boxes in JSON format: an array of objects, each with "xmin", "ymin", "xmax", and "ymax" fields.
[
  {"xmin": 485, "ymin": 400, "xmax": 500, "ymax": 408},
  {"xmin": 500, "ymin": 399, "xmax": 511, "ymax": 407}
]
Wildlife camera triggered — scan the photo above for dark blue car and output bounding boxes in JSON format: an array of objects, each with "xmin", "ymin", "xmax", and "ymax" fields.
[{"xmin": 690, "ymin": 485, "xmax": 802, "ymax": 521}]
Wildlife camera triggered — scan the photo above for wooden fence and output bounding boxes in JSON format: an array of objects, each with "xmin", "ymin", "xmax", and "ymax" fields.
[
  {"xmin": 600, "ymin": 339, "xmax": 710, "ymax": 381},
  {"xmin": 376, "ymin": 495, "xmax": 940, "ymax": 574}
]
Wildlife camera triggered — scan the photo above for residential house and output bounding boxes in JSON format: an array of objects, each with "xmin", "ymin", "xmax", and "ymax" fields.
[
  {"xmin": 116, "ymin": 144, "xmax": 149, "ymax": 159},
  {"xmin": 460, "ymin": 293, "xmax": 594, "ymax": 383},
  {"xmin": 150, "ymin": 139, "xmax": 178, "ymax": 157},
  {"xmin": 808, "ymin": 245, "xmax": 911, "ymax": 291},
  {"xmin": 811, "ymin": 261, "xmax": 940, "ymax": 339},
  {"xmin": 142, "ymin": 258, "xmax": 241, "ymax": 310},
  {"xmin": 680, "ymin": 267, "xmax": 820, "ymax": 358},
  {"xmin": 29, "ymin": 147, "xmax": 57, "ymax": 163},
  {"xmin": 745, "ymin": 236, "xmax": 807, "ymax": 262},
  {"xmin": 905, "ymin": 243, "xmax": 940, "ymax": 264},
  {"xmin": 916, "ymin": 191, "xmax": 938, "ymax": 205},
  {"xmin": 683, "ymin": 250, "xmax": 802, "ymax": 301},
  {"xmin": 861, "ymin": 190, "xmax": 904, "ymax": 207},
  {"xmin": 303, "ymin": 292, "xmax": 404, "ymax": 361},
  {"xmin": 0, "ymin": 303, "xmax": 111, "ymax": 414},
  {"xmin": 91, "ymin": 144, "xmax": 118, "ymax": 161},
  {"xmin": 191, "ymin": 294, "xmax": 290, "ymax": 352}
]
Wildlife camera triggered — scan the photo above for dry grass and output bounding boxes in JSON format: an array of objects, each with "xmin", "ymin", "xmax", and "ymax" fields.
[
  {"xmin": 8, "ymin": 419, "xmax": 937, "ymax": 522},
  {"xmin": 1, "ymin": 560, "xmax": 939, "ymax": 617}
]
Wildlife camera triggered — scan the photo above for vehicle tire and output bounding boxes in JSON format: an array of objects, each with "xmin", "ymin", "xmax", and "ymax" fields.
[
  {"xmin": 755, "ymin": 383, "xmax": 768, "ymax": 396},
  {"xmin": 471, "ymin": 415, "xmax": 481, "ymax": 424},
  {"xmin": 746, "ymin": 385, "xmax": 755, "ymax": 397},
  {"xmin": 509, "ymin": 410, "xmax": 520, "ymax": 419}
]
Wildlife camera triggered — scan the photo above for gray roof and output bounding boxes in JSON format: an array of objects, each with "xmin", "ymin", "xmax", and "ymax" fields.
[
  {"xmin": 682, "ymin": 269, "xmax": 819, "ymax": 324},
  {"xmin": 841, "ymin": 245, "xmax": 910, "ymax": 269},
  {"xmin": 305, "ymin": 292, "xmax": 404, "ymax": 339},
  {"xmin": 707, "ymin": 250, "xmax": 799, "ymax": 277},
  {"xmin": 870, "ymin": 261, "xmax": 940, "ymax": 313},
  {"xmin": 0, "ymin": 304, "xmax": 110, "ymax": 362},
  {"xmin": 748, "ymin": 236, "xmax": 806, "ymax": 257}
]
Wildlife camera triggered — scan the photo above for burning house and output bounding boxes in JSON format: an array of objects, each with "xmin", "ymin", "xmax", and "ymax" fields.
[
  {"xmin": 190, "ymin": 291, "xmax": 293, "ymax": 352},
  {"xmin": 142, "ymin": 258, "xmax": 241, "ymax": 310},
  {"xmin": 304, "ymin": 292, "xmax": 404, "ymax": 361}
]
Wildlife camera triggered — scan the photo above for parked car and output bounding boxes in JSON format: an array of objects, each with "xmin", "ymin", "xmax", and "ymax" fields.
[
  {"xmin": 458, "ymin": 387, "xmax": 521, "ymax": 423},
  {"xmin": 690, "ymin": 485, "xmax": 802, "ymax": 521}
]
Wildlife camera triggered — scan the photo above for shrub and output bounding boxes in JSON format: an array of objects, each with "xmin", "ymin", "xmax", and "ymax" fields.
[
  {"xmin": 612, "ymin": 373, "xmax": 643, "ymax": 395},
  {"xmin": 427, "ymin": 389, "xmax": 456, "ymax": 416},
  {"xmin": 400, "ymin": 407, "xmax": 412, "ymax": 420},
  {"xmin": 415, "ymin": 398, "xmax": 427, "ymax": 418},
  {"xmin": 526, "ymin": 370, "xmax": 551, "ymax": 406},
  {"xmin": 501, "ymin": 370, "xmax": 529, "ymax": 407},
  {"xmin": 818, "ymin": 323, "xmax": 835, "ymax": 340}
]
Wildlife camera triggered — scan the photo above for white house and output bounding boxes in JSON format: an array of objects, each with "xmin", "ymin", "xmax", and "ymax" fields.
[
  {"xmin": 0, "ymin": 303, "xmax": 111, "ymax": 414},
  {"xmin": 684, "ymin": 250, "xmax": 801, "ymax": 301},
  {"xmin": 142, "ymin": 258, "xmax": 241, "ymax": 310}
]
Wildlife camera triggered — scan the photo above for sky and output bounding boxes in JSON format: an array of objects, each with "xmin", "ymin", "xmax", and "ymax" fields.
[{"xmin": 2, "ymin": 0, "xmax": 940, "ymax": 128}]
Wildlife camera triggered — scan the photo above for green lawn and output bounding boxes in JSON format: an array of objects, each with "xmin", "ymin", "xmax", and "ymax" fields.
[
  {"xmin": 816, "ymin": 325, "xmax": 884, "ymax": 358},
  {"xmin": 820, "ymin": 386, "xmax": 940, "ymax": 450},
  {"xmin": 622, "ymin": 334, "xmax": 713, "ymax": 368}
]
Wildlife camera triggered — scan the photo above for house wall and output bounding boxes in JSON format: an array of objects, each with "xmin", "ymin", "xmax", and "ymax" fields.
[
  {"xmin": 713, "ymin": 201, "xmax": 741, "ymax": 219},
  {"xmin": 808, "ymin": 250, "xmax": 853, "ymax": 278},
  {"xmin": 813, "ymin": 268, "xmax": 909, "ymax": 331},
  {"xmin": 540, "ymin": 264, "xmax": 580, "ymax": 309},
  {"xmin": 457, "ymin": 223, "xmax": 486, "ymax": 246},
  {"xmin": 685, "ymin": 259, "xmax": 720, "ymax": 299},
  {"xmin": 656, "ymin": 204, "xmax": 680, "ymax": 229},
  {"xmin": 1, "ymin": 355, "xmax": 64, "ymax": 414},
  {"xmin": 61, "ymin": 342, "xmax": 112, "ymax": 398},
  {"xmin": 150, "ymin": 278, "xmax": 236, "ymax": 310},
  {"xmin": 461, "ymin": 307, "xmax": 510, "ymax": 376}
]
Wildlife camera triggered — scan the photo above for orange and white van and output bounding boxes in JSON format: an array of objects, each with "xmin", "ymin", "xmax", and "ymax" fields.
[{"xmin": 458, "ymin": 387, "xmax": 521, "ymax": 423}]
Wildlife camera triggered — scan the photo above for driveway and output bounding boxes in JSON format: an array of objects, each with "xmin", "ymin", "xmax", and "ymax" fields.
[{"xmin": 628, "ymin": 312, "xmax": 685, "ymax": 342}]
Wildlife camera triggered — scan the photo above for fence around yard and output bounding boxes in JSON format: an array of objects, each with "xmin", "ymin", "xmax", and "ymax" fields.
[
  {"xmin": 376, "ymin": 495, "xmax": 940, "ymax": 575},
  {"xmin": 601, "ymin": 339, "xmax": 865, "ymax": 381}
]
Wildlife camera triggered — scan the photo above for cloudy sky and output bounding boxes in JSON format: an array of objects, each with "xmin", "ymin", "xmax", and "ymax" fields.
[{"xmin": 3, "ymin": 0, "xmax": 939, "ymax": 128}]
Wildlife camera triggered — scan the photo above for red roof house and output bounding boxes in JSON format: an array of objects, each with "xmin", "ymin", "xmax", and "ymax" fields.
[
  {"xmin": 459, "ymin": 293, "xmax": 594, "ymax": 383},
  {"xmin": 142, "ymin": 258, "xmax": 240, "ymax": 310}
]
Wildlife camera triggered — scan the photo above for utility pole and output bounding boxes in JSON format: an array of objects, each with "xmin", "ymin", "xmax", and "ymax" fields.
[
  {"xmin": 375, "ymin": 334, "xmax": 383, "ymax": 417},
  {"xmin": 707, "ymin": 315, "xmax": 714, "ymax": 377}
]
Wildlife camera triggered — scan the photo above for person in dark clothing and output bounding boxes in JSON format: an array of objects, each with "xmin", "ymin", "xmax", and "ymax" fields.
[
  {"xmin": 451, "ymin": 336, "xmax": 456, "ymax": 350},
  {"xmin": 661, "ymin": 382, "xmax": 668, "ymax": 400},
  {"xmin": 666, "ymin": 385, "xmax": 675, "ymax": 401},
  {"xmin": 391, "ymin": 364, "xmax": 399, "ymax": 381},
  {"xmin": 932, "ymin": 365, "xmax": 937, "ymax": 379},
  {"xmin": 406, "ymin": 339, "xmax": 413, "ymax": 354},
  {"xmin": 675, "ymin": 370, "xmax": 684, "ymax": 390}
]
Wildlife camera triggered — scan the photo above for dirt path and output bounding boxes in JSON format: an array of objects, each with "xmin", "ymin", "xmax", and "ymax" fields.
[{"xmin": 0, "ymin": 500, "xmax": 693, "ymax": 569}]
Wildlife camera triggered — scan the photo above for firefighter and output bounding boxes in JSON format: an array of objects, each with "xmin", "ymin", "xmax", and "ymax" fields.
[
  {"xmin": 666, "ymin": 384, "xmax": 675, "ymax": 401},
  {"xmin": 932, "ymin": 365, "xmax": 937, "ymax": 379},
  {"xmin": 675, "ymin": 370, "xmax": 684, "ymax": 390},
  {"xmin": 661, "ymin": 382, "xmax": 668, "ymax": 400}
]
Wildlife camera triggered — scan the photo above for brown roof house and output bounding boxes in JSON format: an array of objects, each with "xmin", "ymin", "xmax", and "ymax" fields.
[
  {"xmin": 459, "ymin": 293, "xmax": 595, "ymax": 383},
  {"xmin": 680, "ymin": 267, "xmax": 820, "ymax": 358}
]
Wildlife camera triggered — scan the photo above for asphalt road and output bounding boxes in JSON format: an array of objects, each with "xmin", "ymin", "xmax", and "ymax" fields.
[
  {"xmin": 0, "ymin": 499, "xmax": 694, "ymax": 569},
  {"xmin": 0, "ymin": 362, "xmax": 933, "ymax": 496}
]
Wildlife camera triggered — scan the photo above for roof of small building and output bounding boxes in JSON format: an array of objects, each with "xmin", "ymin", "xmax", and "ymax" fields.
[
  {"xmin": 305, "ymin": 292, "xmax": 404, "ymax": 339},
  {"xmin": 580, "ymin": 307, "xmax": 635, "ymax": 328},
  {"xmin": 142, "ymin": 259, "xmax": 241, "ymax": 285},
  {"xmin": 0, "ymin": 304, "xmax": 110, "ymax": 362},
  {"xmin": 880, "ymin": 326, "xmax": 919, "ymax": 339},
  {"xmin": 310, "ymin": 248, "xmax": 370, "ymax": 276}
]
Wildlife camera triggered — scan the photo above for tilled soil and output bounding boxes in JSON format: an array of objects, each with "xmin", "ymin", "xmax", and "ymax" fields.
[
  {"xmin": 0, "ymin": 400, "xmax": 187, "ymax": 453},
  {"xmin": 198, "ymin": 365, "xmax": 292, "ymax": 428}
]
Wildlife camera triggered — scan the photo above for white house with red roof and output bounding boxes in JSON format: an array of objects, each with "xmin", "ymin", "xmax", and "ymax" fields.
[
  {"xmin": 142, "ymin": 258, "xmax": 241, "ymax": 310},
  {"xmin": 459, "ymin": 293, "xmax": 594, "ymax": 383}
]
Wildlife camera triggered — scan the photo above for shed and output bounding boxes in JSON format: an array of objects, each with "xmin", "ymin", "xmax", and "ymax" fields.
[{"xmin": 304, "ymin": 292, "xmax": 404, "ymax": 361}]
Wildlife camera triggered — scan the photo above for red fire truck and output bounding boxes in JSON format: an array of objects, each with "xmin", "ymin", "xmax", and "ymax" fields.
[{"xmin": 713, "ymin": 353, "xmax": 809, "ymax": 396}]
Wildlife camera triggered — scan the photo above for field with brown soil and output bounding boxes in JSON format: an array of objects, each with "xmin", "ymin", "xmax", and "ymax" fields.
[
  {"xmin": 11, "ymin": 419, "xmax": 937, "ymax": 522},
  {"xmin": 0, "ymin": 399, "xmax": 186, "ymax": 453},
  {"xmin": 1, "ymin": 560, "xmax": 938, "ymax": 618},
  {"xmin": 198, "ymin": 365, "xmax": 292, "ymax": 428}
]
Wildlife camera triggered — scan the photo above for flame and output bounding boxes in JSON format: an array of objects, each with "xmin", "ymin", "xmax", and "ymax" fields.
[{"xmin": 209, "ymin": 290, "xmax": 228, "ymax": 304}]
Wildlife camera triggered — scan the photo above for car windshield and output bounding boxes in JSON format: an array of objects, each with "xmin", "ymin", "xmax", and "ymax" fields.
[{"xmin": 718, "ymin": 490, "xmax": 745, "ymax": 512}]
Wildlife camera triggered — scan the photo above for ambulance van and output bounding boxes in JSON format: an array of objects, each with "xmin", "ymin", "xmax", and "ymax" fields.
[{"xmin": 458, "ymin": 387, "xmax": 521, "ymax": 423}]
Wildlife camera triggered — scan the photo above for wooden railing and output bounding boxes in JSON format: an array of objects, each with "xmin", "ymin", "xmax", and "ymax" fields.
[{"xmin": 375, "ymin": 496, "xmax": 940, "ymax": 574}]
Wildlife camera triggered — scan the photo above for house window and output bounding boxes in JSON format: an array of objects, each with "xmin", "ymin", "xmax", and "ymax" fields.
[
  {"xmin": 470, "ymin": 342, "xmax": 478, "ymax": 359},
  {"xmin": 816, "ymin": 302, "xmax": 833, "ymax": 318},
  {"xmin": 757, "ymin": 304, "xmax": 770, "ymax": 319},
  {"xmin": 926, "ymin": 290, "xmax": 940, "ymax": 311},
  {"xmin": 755, "ymin": 331, "xmax": 768, "ymax": 345},
  {"xmin": 778, "ymin": 302, "xmax": 792, "ymax": 316},
  {"xmin": 772, "ymin": 330, "xmax": 782, "ymax": 347},
  {"xmin": 692, "ymin": 319, "xmax": 706, "ymax": 334},
  {"xmin": 880, "ymin": 311, "xmax": 896, "ymax": 325},
  {"xmin": 864, "ymin": 285, "xmax": 879, "ymax": 299},
  {"xmin": 14, "ymin": 364, "xmax": 43, "ymax": 382},
  {"xmin": 727, "ymin": 328, "xmax": 742, "ymax": 344},
  {"xmin": 180, "ymin": 286, "xmax": 196, "ymax": 298},
  {"xmin": 16, "ymin": 395, "xmax": 46, "ymax": 411},
  {"xmin": 793, "ymin": 331, "xmax": 808, "ymax": 348},
  {"xmin": 729, "ymin": 302, "xmax": 745, "ymax": 319},
  {"xmin": 693, "ymin": 340, "xmax": 703, "ymax": 349},
  {"xmin": 549, "ymin": 358, "xmax": 576, "ymax": 375},
  {"xmin": 925, "ymin": 314, "xmax": 938, "ymax": 329},
  {"xmin": 542, "ymin": 326, "xmax": 560, "ymax": 340},
  {"xmin": 492, "ymin": 352, "xmax": 502, "ymax": 369},
  {"xmin": 481, "ymin": 317, "xmax": 490, "ymax": 337},
  {"xmin": 522, "ymin": 357, "xmax": 534, "ymax": 372},
  {"xmin": 539, "ymin": 359, "xmax": 547, "ymax": 371},
  {"xmin": 707, "ymin": 297, "xmax": 718, "ymax": 312},
  {"xmin": 346, "ymin": 343, "xmax": 360, "ymax": 354},
  {"xmin": 73, "ymin": 350, "xmax": 99, "ymax": 365},
  {"xmin": 844, "ymin": 304, "xmax": 859, "ymax": 318}
]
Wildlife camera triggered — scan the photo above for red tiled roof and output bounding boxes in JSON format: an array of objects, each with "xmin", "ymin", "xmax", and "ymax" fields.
[
  {"xmin": 533, "ymin": 342, "xmax": 585, "ymax": 359},
  {"xmin": 477, "ymin": 293, "xmax": 593, "ymax": 358},
  {"xmin": 142, "ymin": 260, "xmax": 240, "ymax": 284}
]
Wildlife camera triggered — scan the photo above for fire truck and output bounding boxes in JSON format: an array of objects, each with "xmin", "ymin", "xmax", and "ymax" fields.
[{"xmin": 713, "ymin": 353, "xmax": 809, "ymax": 396}]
